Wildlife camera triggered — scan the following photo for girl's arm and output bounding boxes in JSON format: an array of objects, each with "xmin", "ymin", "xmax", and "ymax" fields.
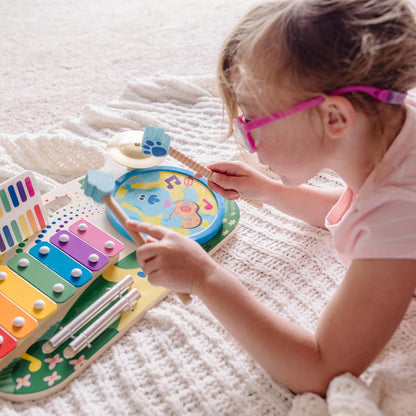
[
  {"xmin": 197, "ymin": 258, "xmax": 416, "ymax": 395},
  {"xmin": 208, "ymin": 161, "xmax": 344, "ymax": 227},
  {"xmin": 127, "ymin": 221, "xmax": 416, "ymax": 395}
]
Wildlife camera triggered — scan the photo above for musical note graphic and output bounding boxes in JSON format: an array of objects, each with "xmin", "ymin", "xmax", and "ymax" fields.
[
  {"xmin": 21, "ymin": 353, "xmax": 42, "ymax": 372},
  {"xmin": 203, "ymin": 199, "xmax": 213, "ymax": 210},
  {"xmin": 165, "ymin": 175, "xmax": 181, "ymax": 189}
]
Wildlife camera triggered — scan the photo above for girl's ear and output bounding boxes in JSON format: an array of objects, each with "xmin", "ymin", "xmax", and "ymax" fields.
[{"xmin": 319, "ymin": 96, "xmax": 356, "ymax": 139}]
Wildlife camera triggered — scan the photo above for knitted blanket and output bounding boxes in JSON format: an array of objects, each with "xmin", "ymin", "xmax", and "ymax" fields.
[{"xmin": 1, "ymin": 74, "xmax": 415, "ymax": 416}]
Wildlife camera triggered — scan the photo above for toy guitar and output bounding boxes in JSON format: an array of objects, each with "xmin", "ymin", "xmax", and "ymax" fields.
[{"xmin": 0, "ymin": 130, "xmax": 239, "ymax": 401}]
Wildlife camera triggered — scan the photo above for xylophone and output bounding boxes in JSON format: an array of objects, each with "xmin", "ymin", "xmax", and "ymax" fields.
[{"xmin": 0, "ymin": 166, "xmax": 239, "ymax": 401}]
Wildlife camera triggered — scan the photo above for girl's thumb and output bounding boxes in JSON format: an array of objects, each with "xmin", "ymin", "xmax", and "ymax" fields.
[{"xmin": 211, "ymin": 172, "xmax": 233, "ymax": 189}]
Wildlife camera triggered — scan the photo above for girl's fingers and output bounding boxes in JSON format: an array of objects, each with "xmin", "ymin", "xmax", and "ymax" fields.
[
  {"xmin": 207, "ymin": 161, "xmax": 245, "ymax": 175},
  {"xmin": 126, "ymin": 220, "xmax": 168, "ymax": 240},
  {"xmin": 207, "ymin": 180, "xmax": 239, "ymax": 199},
  {"xmin": 210, "ymin": 172, "xmax": 242, "ymax": 193},
  {"xmin": 211, "ymin": 172, "xmax": 234, "ymax": 188},
  {"xmin": 140, "ymin": 257, "xmax": 160, "ymax": 278},
  {"xmin": 145, "ymin": 269, "xmax": 166, "ymax": 288},
  {"xmin": 135, "ymin": 246, "xmax": 156, "ymax": 267}
]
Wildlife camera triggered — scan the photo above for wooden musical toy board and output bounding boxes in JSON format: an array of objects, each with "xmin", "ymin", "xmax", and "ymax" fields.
[{"xmin": 0, "ymin": 168, "xmax": 239, "ymax": 401}]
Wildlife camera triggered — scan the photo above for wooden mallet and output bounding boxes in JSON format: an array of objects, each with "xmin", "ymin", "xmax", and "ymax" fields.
[
  {"xmin": 84, "ymin": 170, "xmax": 192, "ymax": 305},
  {"xmin": 141, "ymin": 126, "xmax": 263, "ymax": 209}
]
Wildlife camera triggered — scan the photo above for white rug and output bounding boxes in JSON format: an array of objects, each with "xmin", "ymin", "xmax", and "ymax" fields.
[{"xmin": 1, "ymin": 74, "xmax": 416, "ymax": 416}]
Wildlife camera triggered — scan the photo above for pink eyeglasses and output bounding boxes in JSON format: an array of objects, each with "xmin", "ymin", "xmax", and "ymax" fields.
[{"xmin": 233, "ymin": 85, "xmax": 407, "ymax": 153}]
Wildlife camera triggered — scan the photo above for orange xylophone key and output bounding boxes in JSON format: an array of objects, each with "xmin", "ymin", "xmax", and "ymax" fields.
[{"xmin": 0, "ymin": 293, "xmax": 38, "ymax": 339}]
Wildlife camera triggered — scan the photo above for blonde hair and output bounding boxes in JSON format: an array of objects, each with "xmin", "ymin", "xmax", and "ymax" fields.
[{"xmin": 217, "ymin": 0, "xmax": 416, "ymax": 137}]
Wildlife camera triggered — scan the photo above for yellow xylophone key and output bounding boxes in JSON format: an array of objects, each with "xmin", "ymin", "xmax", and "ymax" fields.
[{"xmin": 0, "ymin": 266, "xmax": 57, "ymax": 321}]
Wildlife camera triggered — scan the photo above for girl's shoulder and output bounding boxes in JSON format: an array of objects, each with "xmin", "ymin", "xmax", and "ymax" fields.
[
  {"xmin": 329, "ymin": 103, "xmax": 416, "ymax": 265},
  {"xmin": 363, "ymin": 101, "xmax": 416, "ymax": 194}
]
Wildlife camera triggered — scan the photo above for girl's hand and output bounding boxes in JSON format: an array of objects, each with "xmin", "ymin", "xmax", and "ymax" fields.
[
  {"xmin": 126, "ymin": 220, "xmax": 219, "ymax": 294},
  {"xmin": 207, "ymin": 161, "xmax": 274, "ymax": 202}
]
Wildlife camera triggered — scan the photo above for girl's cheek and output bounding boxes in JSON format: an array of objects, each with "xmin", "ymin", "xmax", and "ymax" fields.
[
  {"xmin": 250, "ymin": 129, "xmax": 263, "ymax": 150},
  {"xmin": 256, "ymin": 145, "xmax": 276, "ymax": 168}
]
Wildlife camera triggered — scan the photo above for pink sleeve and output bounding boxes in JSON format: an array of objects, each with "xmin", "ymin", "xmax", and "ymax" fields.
[{"xmin": 351, "ymin": 199, "xmax": 416, "ymax": 260}]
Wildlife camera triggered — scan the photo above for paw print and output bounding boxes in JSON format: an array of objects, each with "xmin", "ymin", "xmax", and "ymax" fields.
[
  {"xmin": 142, "ymin": 139, "xmax": 168, "ymax": 157},
  {"xmin": 142, "ymin": 126, "xmax": 170, "ymax": 157}
]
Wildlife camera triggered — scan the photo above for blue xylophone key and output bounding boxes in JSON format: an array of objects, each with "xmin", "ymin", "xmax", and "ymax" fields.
[{"xmin": 29, "ymin": 242, "xmax": 93, "ymax": 287}]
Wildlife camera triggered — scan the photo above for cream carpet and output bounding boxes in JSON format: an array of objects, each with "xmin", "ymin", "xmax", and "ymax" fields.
[
  {"xmin": 0, "ymin": 0, "xmax": 256, "ymax": 134},
  {"xmin": 1, "ymin": 1, "xmax": 416, "ymax": 415}
]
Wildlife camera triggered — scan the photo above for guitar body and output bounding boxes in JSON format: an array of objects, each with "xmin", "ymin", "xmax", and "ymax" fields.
[{"xmin": 171, "ymin": 200, "xmax": 202, "ymax": 229}]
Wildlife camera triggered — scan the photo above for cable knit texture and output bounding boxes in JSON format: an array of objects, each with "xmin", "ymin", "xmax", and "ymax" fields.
[{"xmin": 1, "ymin": 74, "xmax": 415, "ymax": 415}]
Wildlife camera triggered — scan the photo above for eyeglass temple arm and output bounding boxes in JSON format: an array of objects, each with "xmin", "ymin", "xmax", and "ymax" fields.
[{"xmin": 329, "ymin": 86, "xmax": 407, "ymax": 105}]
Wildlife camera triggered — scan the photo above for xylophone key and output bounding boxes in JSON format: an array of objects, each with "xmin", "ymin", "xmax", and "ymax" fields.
[
  {"xmin": 0, "ymin": 327, "xmax": 17, "ymax": 358},
  {"xmin": 50, "ymin": 230, "xmax": 109, "ymax": 271},
  {"xmin": 69, "ymin": 219, "xmax": 124, "ymax": 256},
  {"xmin": 0, "ymin": 266, "xmax": 56, "ymax": 321},
  {"xmin": 8, "ymin": 253, "xmax": 76, "ymax": 303},
  {"xmin": 29, "ymin": 242, "xmax": 93, "ymax": 287},
  {"xmin": 0, "ymin": 293, "xmax": 38, "ymax": 339}
]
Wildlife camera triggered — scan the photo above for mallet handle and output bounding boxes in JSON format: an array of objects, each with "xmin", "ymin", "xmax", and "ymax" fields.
[
  {"xmin": 169, "ymin": 147, "xmax": 213, "ymax": 179},
  {"xmin": 169, "ymin": 146, "xmax": 263, "ymax": 209},
  {"xmin": 102, "ymin": 194, "xmax": 146, "ymax": 246}
]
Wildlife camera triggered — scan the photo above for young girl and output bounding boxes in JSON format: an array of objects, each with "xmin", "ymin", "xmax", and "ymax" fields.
[{"xmin": 127, "ymin": 0, "xmax": 416, "ymax": 395}]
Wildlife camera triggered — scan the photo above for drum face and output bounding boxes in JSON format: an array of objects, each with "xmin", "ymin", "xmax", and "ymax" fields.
[{"xmin": 109, "ymin": 167, "xmax": 225, "ymax": 245}]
